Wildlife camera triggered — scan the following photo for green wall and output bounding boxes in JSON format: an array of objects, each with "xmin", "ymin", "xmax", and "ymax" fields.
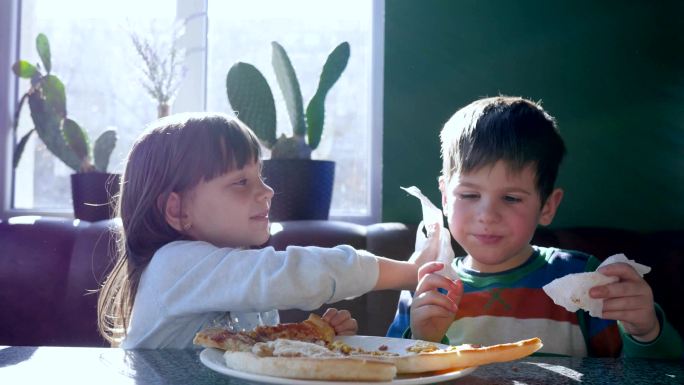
[{"xmin": 383, "ymin": 0, "xmax": 684, "ymax": 231}]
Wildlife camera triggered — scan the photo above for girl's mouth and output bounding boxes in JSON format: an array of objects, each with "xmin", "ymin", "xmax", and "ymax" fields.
[{"xmin": 250, "ymin": 210, "xmax": 270, "ymax": 220}]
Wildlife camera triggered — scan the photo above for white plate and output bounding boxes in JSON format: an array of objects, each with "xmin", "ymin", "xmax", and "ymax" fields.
[{"xmin": 199, "ymin": 335, "xmax": 477, "ymax": 385}]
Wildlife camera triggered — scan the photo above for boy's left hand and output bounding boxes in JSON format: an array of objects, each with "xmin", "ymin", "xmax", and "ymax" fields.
[
  {"xmin": 590, "ymin": 262, "xmax": 660, "ymax": 342},
  {"xmin": 322, "ymin": 308, "xmax": 358, "ymax": 336}
]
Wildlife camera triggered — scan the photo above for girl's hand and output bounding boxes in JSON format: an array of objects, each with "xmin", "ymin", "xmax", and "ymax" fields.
[
  {"xmin": 590, "ymin": 262, "xmax": 660, "ymax": 342},
  {"xmin": 408, "ymin": 224, "xmax": 441, "ymax": 267},
  {"xmin": 410, "ymin": 262, "xmax": 463, "ymax": 342},
  {"xmin": 322, "ymin": 308, "xmax": 358, "ymax": 336}
]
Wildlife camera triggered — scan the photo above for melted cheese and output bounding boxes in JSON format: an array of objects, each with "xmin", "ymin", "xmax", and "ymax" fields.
[{"xmin": 253, "ymin": 339, "xmax": 343, "ymax": 358}]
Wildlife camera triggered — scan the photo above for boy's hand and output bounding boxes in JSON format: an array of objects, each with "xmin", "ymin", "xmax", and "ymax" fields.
[
  {"xmin": 408, "ymin": 223, "xmax": 441, "ymax": 266},
  {"xmin": 322, "ymin": 308, "xmax": 358, "ymax": 336},
  {"xmin": 410, "ymin": 262, "xmax": 463, "ymax": 342},
  {"xmin": 590, "ymin": 262, "xmax": 660, "ymax": 342}
]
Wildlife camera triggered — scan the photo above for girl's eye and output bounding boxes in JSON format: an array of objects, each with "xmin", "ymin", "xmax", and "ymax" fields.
[
  {"xmin": 503, "ymin": 195, "xmax": 522, "ymax": 203},
  {"xmin": 233, "ymin": 178, "xmax": 248, "ymax": 187}
]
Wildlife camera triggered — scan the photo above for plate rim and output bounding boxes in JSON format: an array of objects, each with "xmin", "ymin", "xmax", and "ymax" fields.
[{"xmin": 199, "ymin": 335, "xmax": 478, "ymax": 385}]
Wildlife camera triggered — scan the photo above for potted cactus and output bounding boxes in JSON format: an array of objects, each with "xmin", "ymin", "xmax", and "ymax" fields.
[
  {"xmin": 11, "ymin": 33, "xmax": 119, "ymax": 221},
  {"xmin": 227, "ymin": 41, "xmax": 350, "ymax": 220}
]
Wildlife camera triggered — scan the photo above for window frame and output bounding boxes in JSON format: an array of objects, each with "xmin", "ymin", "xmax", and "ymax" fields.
[
  {"xmin": 0, "ymin": 0, "xmax": 383, "ymax": 224},
  {"xmin": 0, "ymin": 0, "xmax": 19, "ymax": 219}
]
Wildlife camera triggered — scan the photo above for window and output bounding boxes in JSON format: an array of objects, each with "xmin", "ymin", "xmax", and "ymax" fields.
[{"xmin": 1, "ymin": 0, "xmax": 383, "ymax": 222}]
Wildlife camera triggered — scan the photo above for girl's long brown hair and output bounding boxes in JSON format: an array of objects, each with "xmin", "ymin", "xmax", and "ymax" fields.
[{"xmin": 97, "ymin": 113, "xmax": 261, "ymax": 345}]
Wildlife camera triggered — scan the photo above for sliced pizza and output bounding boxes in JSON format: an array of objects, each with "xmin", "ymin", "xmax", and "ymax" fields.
[
  {"xmin": 223, "ymin": 338, "xmax": 397, "ymax": 381},
  {"xmin": 193, "ymin": 313, "xmax": 334, "ymax": 351},
  {"xmin": 390, "ymin": 337, "xmax": 543, "ymax": 374},
  {"xmin": 252, "ymin": 313, "xmax": 335, "ymax": 344},
  {"xmin": 224, "ymin": 352, "xmax": 397, "ymax": 381},
  {"xmin": 195, "ymin": 313, "xmax": 543, "ymax": 381}
]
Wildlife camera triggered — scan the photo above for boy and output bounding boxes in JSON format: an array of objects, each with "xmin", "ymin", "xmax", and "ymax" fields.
[{"xmin": 387, "ymin": 96, "xmax": 682, "ymax": 358}]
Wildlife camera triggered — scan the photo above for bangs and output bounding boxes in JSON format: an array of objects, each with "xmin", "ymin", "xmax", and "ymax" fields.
[
  {"xmin": 194, "ymin": 116, "xmax": 262, "ymax": 180},
  {"xmin": 445, "ymin": 98, "xmax": 558, "ymax": 174},
  {"xmin": 161, "ymin": 113, "xmax": 262, "ymax": 191},
  {"xmin": 457, "ymin": 120, "xmax": 531, "ymax": 175}
]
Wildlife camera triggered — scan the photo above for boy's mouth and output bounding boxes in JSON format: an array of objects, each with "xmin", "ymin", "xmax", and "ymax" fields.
[{"xmin": 473, "ymin": 234, "xmax": 503, "ymax": 245}]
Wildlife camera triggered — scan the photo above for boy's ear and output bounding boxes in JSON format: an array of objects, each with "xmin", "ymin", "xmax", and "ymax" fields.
[
  {"xmin": 539, "ymin": 188, "xmax": 564, "ymax": 226},
  {"xmin": 438, "ymin": 176, "xmax": 448, "ymax": 215},
  {"xmin": 162, "ymin": 192, "xmax": 188, "ymax": 232}
]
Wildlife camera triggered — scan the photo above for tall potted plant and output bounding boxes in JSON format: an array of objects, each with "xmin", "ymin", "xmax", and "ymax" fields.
[
  {"xmin": 226, "ymin": 41, "xmax": 350, "ymax": 220},
  {"xmin": 11, "ymin": 33, "xmax": 118, "ymax": 222}
]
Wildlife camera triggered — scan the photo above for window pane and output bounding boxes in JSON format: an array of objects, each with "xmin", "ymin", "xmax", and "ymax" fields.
[
  {"xmin": 14, "ymin": 0, "xmax": 375, "ymax": 219},
  {"xmin": 14, "ymin": 0, "xmax": 178, "ymax": 209},
  {"xmin": 206, "ymin": 0, "xmax": 373, "ymax": 216}
]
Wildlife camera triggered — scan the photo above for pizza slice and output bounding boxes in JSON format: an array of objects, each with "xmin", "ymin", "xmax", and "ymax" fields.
[
  {"xmin": 193, "ymin": 313, "xmax": 334, "ymax": 351},
  {"xmin": 252, "ymin": 313, "xmax": 335, "ymax": 344},
  {"xmin": 221, "ymin": 336, "xmax": 541, "ymax": 380},
  {"xmin": 192, "ymin": 327, "xmax": 258, "ymax": 352},
  {"xmin": 385, "ymin": 337, "xmax": 543, "ymax": 374},
  {"xmin": 223, "ymin": 349, "xmax": 397, "ymax": 381}
]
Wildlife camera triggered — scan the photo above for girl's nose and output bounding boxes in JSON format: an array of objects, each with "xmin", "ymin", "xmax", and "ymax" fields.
[{"xmin": 260, "ymin": 179, "xmax": 275, "ymax": 200}]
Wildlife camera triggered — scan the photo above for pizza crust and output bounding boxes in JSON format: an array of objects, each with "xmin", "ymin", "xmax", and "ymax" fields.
[
  {"xmin": 391, "ymin": 337, "xmax": 543, "ymax": 373},
  {"xmin": 224, "ymin": 351, "xmax": 397, "ymax": 381}
]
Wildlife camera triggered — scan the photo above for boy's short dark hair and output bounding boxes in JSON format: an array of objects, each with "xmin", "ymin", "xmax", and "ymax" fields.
[{"xmin": 440, "ymin": 96, "xmax": 566, "ymax": 203}]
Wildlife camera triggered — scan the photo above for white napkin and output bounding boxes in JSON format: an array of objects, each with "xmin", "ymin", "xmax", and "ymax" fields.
[
  {"xmin": 401, "ymin": 186, "xmax": 458, "ymax": 280},
  {"xmin": 543, "ymin": 253, "xmax": 651, "ymax": 317}
]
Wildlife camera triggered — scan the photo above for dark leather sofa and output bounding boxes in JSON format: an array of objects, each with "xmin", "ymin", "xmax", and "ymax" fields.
[{"xmin": 0, "ymin": 216, "xmax": 681, "ymax": 347}]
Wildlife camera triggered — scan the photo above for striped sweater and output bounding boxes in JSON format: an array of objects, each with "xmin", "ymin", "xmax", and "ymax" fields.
[{"xmin": 387, "ymin": 246, "xmax": 683, "ymax": 359}]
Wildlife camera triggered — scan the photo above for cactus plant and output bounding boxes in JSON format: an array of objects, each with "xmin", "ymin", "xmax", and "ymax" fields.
[
  {"xmin": 11, "ymin": 33, "xmax": 117, "ymax": 173},
  {"xmin": 226, "ymin": 41, "xmax": 350, "ymax": 159}
]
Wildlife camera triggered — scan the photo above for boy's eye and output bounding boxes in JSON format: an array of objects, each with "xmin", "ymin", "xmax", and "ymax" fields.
[
  {"xmin": 458, "ymin": 193, "xmax": 478, "ymax": 200},
  {"xmin": 503, "ymin": 195, "xmax": 522, "ymax": 203}
]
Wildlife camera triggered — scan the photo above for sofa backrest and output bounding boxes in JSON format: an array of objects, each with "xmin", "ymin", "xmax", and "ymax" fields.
[
  {"xmin": 0, "ymin": 218, "xmax": 415, "ymax": 346},
  {"xmin": 1, "ymin": 217, "xmax": 681, "ymax": 347},
  {"xmin": 0, "ymin": 217, "xmax": 120, "ymax": 346},
  {"xmin": 0, "ymin": 217, "xmax": 92, "ymax": 346}
]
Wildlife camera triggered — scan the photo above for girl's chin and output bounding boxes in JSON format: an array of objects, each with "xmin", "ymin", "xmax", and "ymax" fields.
[{"xmin": 252, "ymin": 230, "xmax": 271, "ymax": 246}]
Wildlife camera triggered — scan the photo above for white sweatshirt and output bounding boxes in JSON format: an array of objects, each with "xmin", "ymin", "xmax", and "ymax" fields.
[{"xmin": 121, "ymin": 240, "xmax": 379, "ymax": 349}]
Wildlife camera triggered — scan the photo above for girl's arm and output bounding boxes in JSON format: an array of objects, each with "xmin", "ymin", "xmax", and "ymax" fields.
[
  {"xmin": 374, "ymin": 259, "xmax": 419, "ymax": 290},
  {"xmin": 374, "ymin": 229, "xmax": 441, "ymax": 290}
]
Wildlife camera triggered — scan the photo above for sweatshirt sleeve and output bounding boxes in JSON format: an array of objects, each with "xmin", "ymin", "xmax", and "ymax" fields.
[
  {"xmin": 141, "ymin": 241, "xmax": 380, "ymax": 318},
  {"xmin": 619, "ymin": 304, "xmax": 684, "ymax": 360}
]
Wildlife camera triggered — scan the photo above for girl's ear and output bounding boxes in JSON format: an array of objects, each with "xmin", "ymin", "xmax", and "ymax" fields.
[
  {"xmin": 539, "ymin": 188, "xmax": 564, "ymax": 226},
  {"xmin": 162, "ymin": 192, "xmax": 188, "ymax": 232}
]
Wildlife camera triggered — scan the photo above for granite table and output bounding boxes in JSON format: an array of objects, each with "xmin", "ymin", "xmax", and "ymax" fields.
[{"xmin": 1, "ymin": 346, "xmax": 682, "ymax": 384}]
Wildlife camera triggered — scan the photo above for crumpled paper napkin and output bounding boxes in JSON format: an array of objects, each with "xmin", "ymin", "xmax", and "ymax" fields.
[
  {"xmin": 542, "ymin": 253, "xmax": 651, "ymax": 317},
  {"xmin": 401, "ymin": 186, "xmax": 458, "ymax": 280}
]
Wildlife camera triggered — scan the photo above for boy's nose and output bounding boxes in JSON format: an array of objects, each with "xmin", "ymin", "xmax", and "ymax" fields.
[{"xmin": 476, "ymin": 199, "xmax": 500, "ymax": 223}]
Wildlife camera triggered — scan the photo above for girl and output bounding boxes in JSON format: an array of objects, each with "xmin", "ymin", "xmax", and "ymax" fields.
[{"xmin": 97, "ymin": 112, "xmax": 447, "ymax": 349}]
